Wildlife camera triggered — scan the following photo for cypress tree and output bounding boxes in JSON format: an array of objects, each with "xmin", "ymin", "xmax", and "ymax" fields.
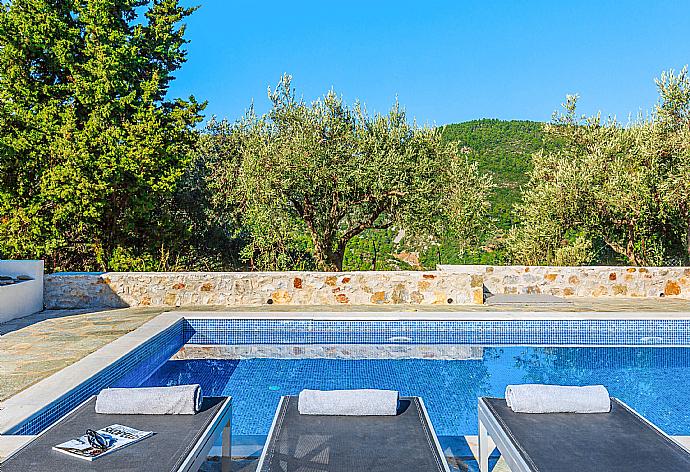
[{"xmin": 0, "ymin": 0, "xmax": 204, "ymax": 271}]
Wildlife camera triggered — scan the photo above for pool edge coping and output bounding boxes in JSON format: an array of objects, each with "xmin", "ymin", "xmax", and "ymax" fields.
[{"xmin": 175, "ymin": 310, "xmax": 690, "ymax": 320}]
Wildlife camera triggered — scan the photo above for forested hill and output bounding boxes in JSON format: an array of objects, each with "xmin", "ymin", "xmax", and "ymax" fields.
[
  {"xmin": 345, "ymin": 119, "xmax": 551, "ymax": 269},
  {"xmin": 441, "ymin": 119, "xmax": 547, "ymax": 233}
]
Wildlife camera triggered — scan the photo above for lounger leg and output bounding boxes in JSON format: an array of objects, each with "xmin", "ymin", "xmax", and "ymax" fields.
[
  {"xmin": 221, "ymin": 419, "xmax": 231, "ymax": 472},
  {"xmin": 479, "ymin": 418, "xmax": 489, "ymax": 472}
]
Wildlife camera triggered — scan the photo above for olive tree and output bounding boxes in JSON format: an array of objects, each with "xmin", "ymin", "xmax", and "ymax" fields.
[
  {"xmin": 208, "ymin": 76, "xmax": 493, "ymax": 271},
  {"xmin": 508, "ymin": 68, "xmax": 690, "ymax": 266}
]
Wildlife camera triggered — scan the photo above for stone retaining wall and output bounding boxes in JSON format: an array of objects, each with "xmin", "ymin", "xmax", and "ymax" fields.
[
  {"xmin": 43, "ymin": 265, "xmax": 690, "ymax": 310},
  {"xmin": 44, "ymin": 271, "xmax": 476, "ymax": 309},
  {"xmin": 440, "ymin": 265, "xmax": 690, "ymax": 299}
]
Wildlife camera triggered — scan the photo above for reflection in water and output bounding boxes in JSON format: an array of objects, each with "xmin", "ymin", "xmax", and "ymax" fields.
[
  {"xmin": 142, "ymin": 359, "xmax": 240, "ymax": 393},
  {"xmin": 140, "ymin": 346, "xmax": 690, "ymax": 436}
]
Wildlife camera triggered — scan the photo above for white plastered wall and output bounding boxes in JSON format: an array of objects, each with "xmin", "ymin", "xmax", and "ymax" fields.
[{"xmin": 0, "ymin": 260, "xmax": 44, "ymax": 323}]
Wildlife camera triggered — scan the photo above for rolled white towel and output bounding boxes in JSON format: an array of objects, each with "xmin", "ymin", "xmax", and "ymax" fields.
[
  {"xmin": 298, "ymin": 389, "xmax": 399, "ymax": 416},
  {"xmin": 505, "ymin": 384, "xmax": 611, "ymax": 414},
  {"xmin": 95, "ymin": 385, "xmax": 202, "ymax": 415}
]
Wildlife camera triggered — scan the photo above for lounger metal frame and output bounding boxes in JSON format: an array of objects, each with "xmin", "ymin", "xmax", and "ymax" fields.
[
  {"xmin": 478, "ymin": 397, "xmax": 530, "ymax": 472},
  {"xmin": 256, "ymin": 395, "xmax": 450, "ymax": 472},
  {"xmin": 177, "ymin": 396, "xmax": 232, "ymax": 472},
  {"xmin": 420, "ymin": 396, "xmax": 451, "ymax": 472},
  {"xmin": 1, "ymin": 395, "xmax": 233, "ymax": 472},
  {"xmin": 255, "ymin": 395, "xmax": 285, "ymax": 472},
  {"xmin": 477, "ymin": 396, "xmax": 690, "ymax": 472}
]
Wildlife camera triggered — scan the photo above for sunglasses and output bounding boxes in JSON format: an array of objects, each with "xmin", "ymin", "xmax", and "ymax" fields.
[{"xmin": 86, "ymin": 429, "xmax": 110, "ymax": 451}]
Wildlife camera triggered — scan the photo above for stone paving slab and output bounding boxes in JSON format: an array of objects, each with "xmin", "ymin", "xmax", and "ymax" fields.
[
  {"xmin": 0, "ymin": 307, "xmax": 164, "ymax": 402},
  {"xmin": 0, "ymin": 435, "xmax": 35, "ymax": 461}
]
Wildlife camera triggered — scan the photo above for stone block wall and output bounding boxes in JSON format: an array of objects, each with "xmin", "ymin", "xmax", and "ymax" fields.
[
  {"xmin": 44, "ymin": 271, "xmax": 476, "ymax": 309},
  {"xmin": 43, "ymin": 265, "xmax": 690, "ymax": 310},
  {"xmin": 439, "ymin": 265, "xmax": 690, "ymax": 299}
]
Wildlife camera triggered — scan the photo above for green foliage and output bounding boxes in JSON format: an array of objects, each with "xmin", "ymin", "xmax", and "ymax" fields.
[
  {"xmin": 424, "ymin": 120, "xmax": 549, "ymax": 266},
  {"xmin": 167, "ymin": 141, "xmax": 249, "ymax": 271},
  {"xmin": 0, "ymin": 0, "xmax": 204, "ymax": 272},
  {"xmin": 342, "ymin": 229, "xmax": 404, "ymax": 270},
  {"xmin": 440, "ymin": 119, "xmax": 553, "ymax": 230},
  {"xmin": 10, "ymin": 2, "xmax": 687, "ymax": 273},
  {"xmin": 204, "ymin": 75, "xmax": 494, "ymax": 271},
  {"xmin": 509, "ymin": 68, "xmax": 690, "ymax": 266},
  {"xmin": 343, "ymin": 119, "xmax": 549, "ymax": 268},
  {"xmin": 199, "ymin": 117, "xmax": 318, "ymax": 271}
]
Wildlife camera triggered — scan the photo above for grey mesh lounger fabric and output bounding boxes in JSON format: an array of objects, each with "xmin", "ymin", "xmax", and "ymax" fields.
[
  {"xmin": 478, "ymin": 396, "xmax": 690, "ymax": 472},
  {"xmin": 0, "ymin": 396, "xmax": 232, "ymax": 472},
  {"xmin": 256, "ymin": 395, "xmax": 450, "ymax": 472}
]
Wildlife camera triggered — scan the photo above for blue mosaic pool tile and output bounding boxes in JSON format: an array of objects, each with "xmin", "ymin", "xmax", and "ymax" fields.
[
  {"xmin": 183, "ymin": 318, "xmax": 690, "ymax": 346},
  {"xmin": 9, "ymin": 320, "xmax": 187, "ymax": 435}
]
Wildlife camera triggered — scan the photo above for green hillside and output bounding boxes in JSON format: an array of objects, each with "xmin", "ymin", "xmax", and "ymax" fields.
[
  {"xmin": 343, "ymin": 119, "xmax": 549, "ymax": 269},
  {"xmin": 429, "ymin": 119, "xmax": 550, "ymax": 265},
  {"xmin": 441, "ymin": 119, "xmax": 547, "ymax": 232}
]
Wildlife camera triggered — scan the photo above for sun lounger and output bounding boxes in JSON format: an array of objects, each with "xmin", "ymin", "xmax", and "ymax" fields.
[
  {"xmin": 256, "ymin": 395, "xmax": 450, "ymax": 472},
  {"xmin": 478, "ymin": 396, "xmax": 690, "ymax": 472},
  {"xmin": 0, "ymin": 395, "xmax": 232, "ymax": 472}
]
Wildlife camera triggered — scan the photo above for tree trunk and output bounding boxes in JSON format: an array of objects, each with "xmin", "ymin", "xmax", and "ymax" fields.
[
  {"xmin": 372, "ymin": 240, "xmax": 378, "ymax": 270},
  {"xmin": 329, "ymin": 250, "xmax": 344, "ymax": 271},
  {"xmin": 312, "ymin": 238, "xmax": 343, "ymax": 271},
  {"xmin": 686, "ymin": 217, "xmax": 690, "ymax": 262},
  {"xmin": 314, "ymin": 252, "xmax": 342, "ymax": 271},
  {"xmin": 603, "ymin": 237, "xmax": 642, "ymax": 266}
]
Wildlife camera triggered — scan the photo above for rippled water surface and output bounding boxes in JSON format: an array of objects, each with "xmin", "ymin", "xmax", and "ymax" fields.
[{"xmin": 141, "ymin": 346, "xmax": 690, "ymax": 437}]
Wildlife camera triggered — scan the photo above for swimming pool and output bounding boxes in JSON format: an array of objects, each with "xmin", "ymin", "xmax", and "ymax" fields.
[
  {"xmin": 140, "ymin": 346, "xmax": 690, "ymax": 440},
  {"xmin": 9, "ymin": 316, "xmax": 690, "ymax": 459}
]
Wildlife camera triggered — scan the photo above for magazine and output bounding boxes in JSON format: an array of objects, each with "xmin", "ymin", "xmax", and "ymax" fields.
[{"xmin": 52, "ymin": 424, "xmax": 154, "ymax": 461}]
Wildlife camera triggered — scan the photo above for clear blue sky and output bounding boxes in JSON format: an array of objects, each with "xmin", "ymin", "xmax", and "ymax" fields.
[{"xmin": 169, "ymin": 1, "xmax": 690, "ymax": 126}]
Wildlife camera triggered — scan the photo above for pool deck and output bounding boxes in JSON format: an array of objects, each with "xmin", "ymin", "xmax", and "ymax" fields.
[
  {"xmin": 3, "ymin": 298, "xmax": 690, "ymax": 469},
  {"xmin": 0, "ymin": 307, "xmax": 164, "ymax": 402}
]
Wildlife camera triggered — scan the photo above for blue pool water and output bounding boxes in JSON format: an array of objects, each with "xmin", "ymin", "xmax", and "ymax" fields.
[{"xmin": 141, "ymin": 346, "xmax": 690, "ymax": 437}]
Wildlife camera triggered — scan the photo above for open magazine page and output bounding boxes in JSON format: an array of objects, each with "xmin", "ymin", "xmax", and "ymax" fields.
[{"xmin": 52, "ymin": 424, "xmax": 154, "ymax": 461}]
